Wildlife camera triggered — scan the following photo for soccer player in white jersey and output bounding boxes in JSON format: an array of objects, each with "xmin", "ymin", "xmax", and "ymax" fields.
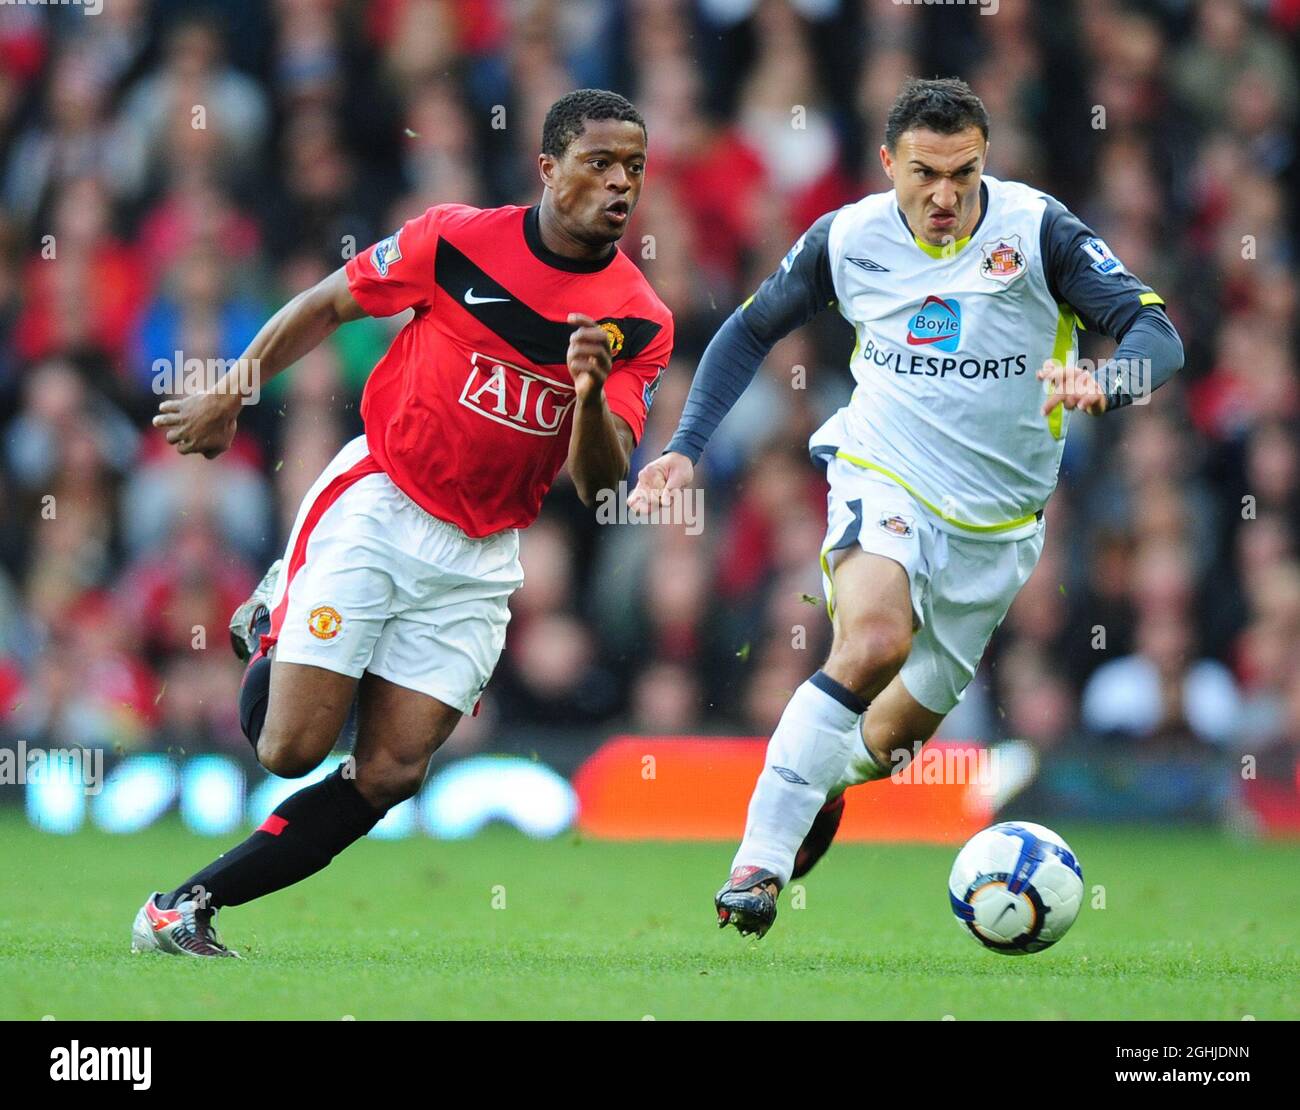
[{"xmin": 630, "ymin": 77, "xmax": 1184, "ymax": 937}]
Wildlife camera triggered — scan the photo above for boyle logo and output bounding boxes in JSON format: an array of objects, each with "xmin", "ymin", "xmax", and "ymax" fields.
[
  {"xmin": 460, "ymin": 351, "xmax": 576, "ymax": 436},
  {"xmin": 906, "ymin": 295, "xmax": 962, "ymax": 352}
]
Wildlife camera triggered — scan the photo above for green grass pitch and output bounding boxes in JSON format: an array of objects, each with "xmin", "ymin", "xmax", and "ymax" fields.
[{"xmin": 1, "ymin": 812, "xmax": 1297, "ymax": 1020}]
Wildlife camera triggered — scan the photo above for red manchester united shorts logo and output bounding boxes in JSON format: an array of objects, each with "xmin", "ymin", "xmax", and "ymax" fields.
[
  {"xmin": 459, "ymin": 352, "xmax": 576, "ymax": 436},
  {"xmin": 308, "ymin": 605, "xmax": 343, "ymax": 640}
]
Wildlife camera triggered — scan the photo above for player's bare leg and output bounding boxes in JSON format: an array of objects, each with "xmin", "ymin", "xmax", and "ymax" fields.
[
  {"xmin": 256, "ymin": 659, "xmax": 360, "ymax": 778},
  {"xmin": 349, "ymin": 673, "xmax": 461, "ymax": 812},
  {"xmin": 855, "ymin": 674, "xmax": 947, "ymax": 788},
  {"xmin": 717, "ymin": 549, "xmax": 914, "ymax": 936},
  {"xmin": 792, "ymin": 676, "xmax": 945, "ymax": 878},
  {"xmin": 227, "ymin": 562, "xmax": 361, "ymax": 768}
]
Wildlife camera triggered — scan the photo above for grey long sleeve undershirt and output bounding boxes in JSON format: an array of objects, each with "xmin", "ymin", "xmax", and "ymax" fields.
[{"xmin": 1093, "ymin": 306, "xmax": 1183, "ymax": 410}]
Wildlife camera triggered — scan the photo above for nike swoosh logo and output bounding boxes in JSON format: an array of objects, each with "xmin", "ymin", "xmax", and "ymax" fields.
[{"xmin": 464, "ymin": 288, "xmax": 510, "ymax": 305}]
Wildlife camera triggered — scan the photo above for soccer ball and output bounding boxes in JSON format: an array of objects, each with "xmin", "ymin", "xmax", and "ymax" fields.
[{"xmin": 947, "ymin": 821, "xmax": 1083, "ymax": 955}]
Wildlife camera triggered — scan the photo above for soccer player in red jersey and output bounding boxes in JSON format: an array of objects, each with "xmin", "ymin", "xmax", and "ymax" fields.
[{"xmin": 132, "ymin": 90, "xmax": 672, "ymax": 957}]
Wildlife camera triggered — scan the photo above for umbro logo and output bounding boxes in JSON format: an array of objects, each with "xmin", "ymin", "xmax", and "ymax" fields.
[
  {"xmin": 464, "ymin": 288, "xmax": 510, "ymax": 305},
  {"xmin": 847, "ymin": 256, "xmax": 889, "ymax": 273},
  {"xmin": 772, "ymin": 766, "xmax": 810, "ymax": 785}
]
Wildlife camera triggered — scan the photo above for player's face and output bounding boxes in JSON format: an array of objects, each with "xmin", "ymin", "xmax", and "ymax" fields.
[
  {"xmin": 881, "ymin": 127, "xmax": 987, "ymax": 246},
  {"xmin": 542, "ymin": 118, "xmax": 647, "ymax": 247}
]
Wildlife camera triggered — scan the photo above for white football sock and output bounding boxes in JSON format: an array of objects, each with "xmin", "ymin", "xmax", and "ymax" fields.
[
  {"xmin": 731, "ymin": 672, "xmax": 866, "ymax": 887},
  {"xmin": 830, "ymin": 727, "xmax": 893, "ymax": 797}
]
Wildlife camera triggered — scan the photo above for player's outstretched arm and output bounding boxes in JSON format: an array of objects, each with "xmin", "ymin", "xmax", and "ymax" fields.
[
  {"xmin": 627, "ymin": 307, "xmax": 769, "ymax": 511},
  {"xmin": 1037, "ymin": 200, "xmax": 1184, "ymax": 418},
  {"xmin": 630, "ymin": 210, "xmax": 840, "ymax": 509},
  {"xmin": 628, "ymin": 450, "xmax": 694, "ymax": 512},
  {"xmin": 1039, "ymin": 306, "xmax": 1183, "ymax": 418},
  {"xmin": 152, "ymin": 267, "xmax": 367, "ymax": 458},
  {"xmin": 566, "ymin": 312, "xmax": 636, "ymax": 507}
]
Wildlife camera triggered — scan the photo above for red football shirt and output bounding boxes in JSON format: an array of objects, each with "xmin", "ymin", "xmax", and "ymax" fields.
[{"xmin": 344, "ymin": 203, "xmax": 674, "ymax": 537}]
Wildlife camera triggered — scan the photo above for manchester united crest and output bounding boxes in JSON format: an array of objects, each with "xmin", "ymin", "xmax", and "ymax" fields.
[
  {"xmin": 979, "ymin": 235, "xmax": 1026, "ymax": 283},
  {"xmin": 598, "ymin": 320, "xmax": 625, "ymax": 358},
  {"xmin": 308, "ymin": 605, "xmax": 343, "ymax": 640}
]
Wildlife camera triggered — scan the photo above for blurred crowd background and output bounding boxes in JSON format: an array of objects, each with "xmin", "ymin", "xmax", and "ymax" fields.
[{"xmin": 0, "ymin": 0, "xmax": 1297, "ymax": 800}]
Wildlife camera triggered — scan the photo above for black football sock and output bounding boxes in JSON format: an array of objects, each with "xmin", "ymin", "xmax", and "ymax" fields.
[
  {"xmin": 162, "ymin": 767, "xmax": 385, "ymax": 910},
  {"xmin": 238, "ymin": 652, "xmax": 273, "ymax": 752},
  {"xmin": 237, "ymin": 609, "xmax": 274, "ymax": 752}
]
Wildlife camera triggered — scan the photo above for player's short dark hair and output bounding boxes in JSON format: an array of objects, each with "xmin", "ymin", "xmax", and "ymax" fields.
[
  {"xmin": 884, "ymin": 77, "xmax": 989, "ymax": 151},
  {"xmin": 541, "ymin": 89, "xmax": 646, "ymax": 158}
]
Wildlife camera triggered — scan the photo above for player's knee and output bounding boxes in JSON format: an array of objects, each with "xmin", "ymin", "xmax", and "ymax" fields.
[
  {"xmin": 865, "ymin": 723, "xmax": 924, "ymax": 771},
  {"xmin": 256, "ymin": 725, "xmax": 324, "ymax": 779},
  {"xmin": 354, "ymin": 759, "xmax": 426, "ymax": 811},
  {"xmin": 830, "ymin": 616, "xmax": 911, "ymax": 694}
]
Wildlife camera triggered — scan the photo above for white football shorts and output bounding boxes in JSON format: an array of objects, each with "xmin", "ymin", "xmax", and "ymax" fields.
[
  {"xmin": 266, "ymin": 436, "xmax": 523, "ymax": 714},
  {"xmin": 819, "ymin": 455, "xmax": 1045, "ymax": 715}
]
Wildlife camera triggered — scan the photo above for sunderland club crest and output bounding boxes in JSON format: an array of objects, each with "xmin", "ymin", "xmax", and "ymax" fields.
[
  {"xmin": 979, "ymin": 235, "xmax": 1026, "ymax": 283},
  {"xmin": 878, "ymin": 513, "xmax": 915, "ymax": 538}
]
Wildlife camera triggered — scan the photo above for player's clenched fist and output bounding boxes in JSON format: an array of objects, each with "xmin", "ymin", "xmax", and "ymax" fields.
[
  {"xmin": 566, "ymin": 312, "xmax": 614, "ymax": 402},
  {"xmin": 629, "ymin": 450, "xmax": 694, "ymax": 512},
  {"xmin": 1038, "ymin": 359, "xmax": 1107, "ymax": 417},
  {"xmin": 152, "ymin": 390, "xmax": 241, "ymax": 459}
]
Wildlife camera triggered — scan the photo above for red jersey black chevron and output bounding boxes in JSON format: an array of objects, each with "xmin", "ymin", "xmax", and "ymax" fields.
[{"xmin": 345, "ymin": 203, "xmax": 673, "ymax": 537}]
